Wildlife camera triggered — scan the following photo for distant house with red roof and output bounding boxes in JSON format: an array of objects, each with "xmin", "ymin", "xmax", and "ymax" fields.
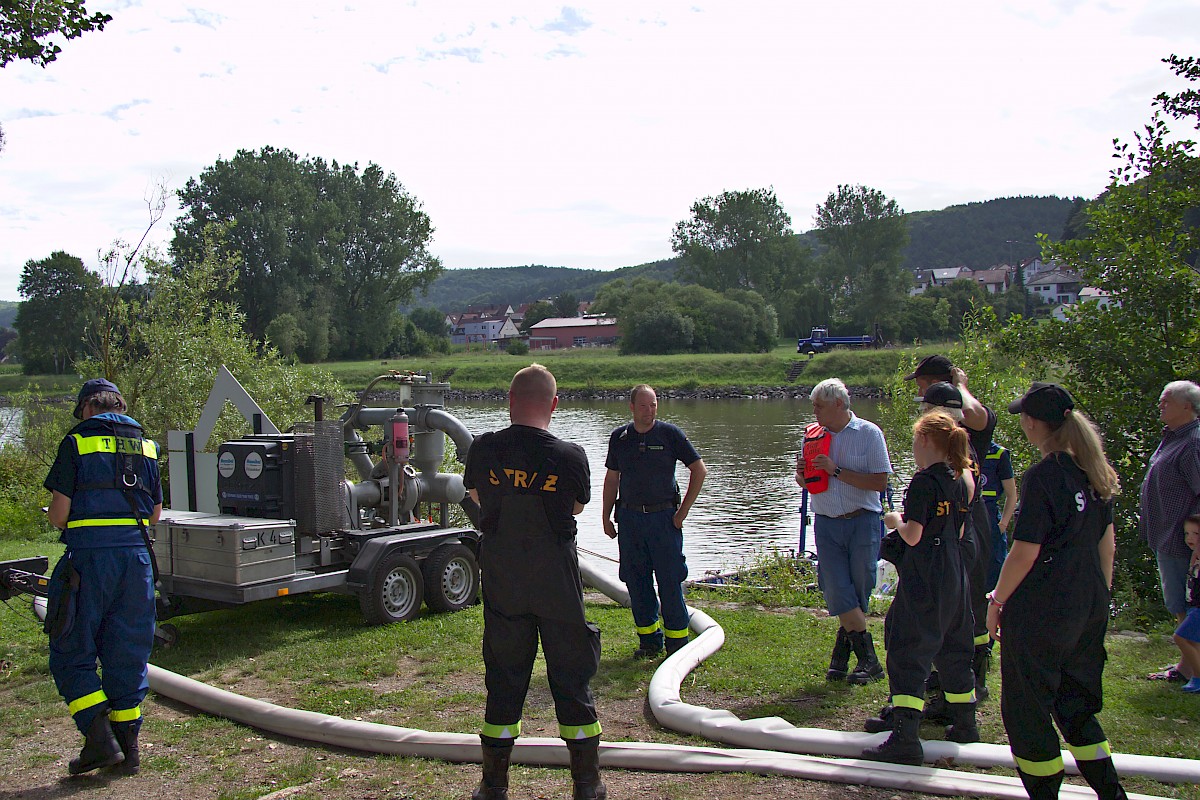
[{"xmin": 527, "ymin": 316, "xmax": 621, "ymax": 350}]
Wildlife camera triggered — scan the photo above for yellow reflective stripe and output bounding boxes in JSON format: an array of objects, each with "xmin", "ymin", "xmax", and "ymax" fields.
[
  {"xmin": 974, "ymin": 633, "xmax": 992, "ymax": 647},
  {"xmin": 985, "ymin": 451, "xmax": 1004, "ymax": 460},
  {"xmin": 1066, "ymin": 740, "xmax": 1112, "ymax": 762},
  {"xmin": 981, "ymin": 490, "xmax": 998, "ymax": 496},
  {"xmin": 663, "ymin": 627, "xmax": 690, "ymax": 639},
  {"xmin": 1015, "ymin": 754, "xmax": 1065, "ymax": 776},
  {"xmin": 558, "ymin": 721, "xmax": 602, "ymax": 740},
  {"xmin": 635, "ymin": 621, "xmax": 662, "ymax": 635},
  {"xmin": 481, "ymin": 720, "xmax": 520, "ymax": 739},
  {"xmin": 109, "ymin": 706, "xmax": 141, "ymax": 722},
  {"xmin": 68, "ymin": 690, "xmax": 108, "ymax": 715},
  {"xmin": 67, "ymin": 518, "xmax": 146, "ymax": 529},
  {"xmin": 944, "ymin": 689, "xmax": 976, "ymax": 704},
  {"xmin": 892, "ymin": 694, "xmax": 924, "ymax": 712},
  {"xmin": 71, "ymin": 434, "xmax": 158, "ymax": 458}
]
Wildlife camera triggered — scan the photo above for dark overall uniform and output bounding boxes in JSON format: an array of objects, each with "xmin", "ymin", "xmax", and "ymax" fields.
[
  {"xmin": 463, "ymin": 425, "xmax": 601, "ymax": 748},
  {"xmin": 1001, "ymin": 452, "xmax": 1124, "ymax": 800},
  {"xmin": 604, "ymin": 420, "xmax": 700, "ymax": 654},
  {"xmin": 864, "ymin": 464, "xmax": 975, "ymax": 764},
  {"xmin": 963, "ymin": 411, "xmax": 997, "ymax": 658},
  {"xmin": 43, "ymin": 412, "xmax": 160, "ymax": 766}
]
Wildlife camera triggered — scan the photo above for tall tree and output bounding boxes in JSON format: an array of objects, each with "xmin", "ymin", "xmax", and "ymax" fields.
[
  {"xmin": 813, "ymin": 184, "xmax": 910, "ymax": 335},
  {"xmin": 14, "ymin": 251, "xmax": 100, "ymax": 373},
  {"xmin": 172, "ymin": 147, "xmax": 443, "ymax": 361},
  {"xmin": 1002, "ymin": 54, "xmax": 1200, "ymax": 600},
  {"xmin": 670, "ymin": 188, "xmax": 806, "ymax": 294}
]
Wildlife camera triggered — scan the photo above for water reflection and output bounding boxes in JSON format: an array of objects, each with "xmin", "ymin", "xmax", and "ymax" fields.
[{"xmin": 449, "ymin": 398, "xmax": 911, "ymax": 579}]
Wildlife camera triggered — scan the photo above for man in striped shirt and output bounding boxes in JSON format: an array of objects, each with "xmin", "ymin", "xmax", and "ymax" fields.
[{"xmin": 798, "ymin": 378, "xmax": 893, "ymax": 684}]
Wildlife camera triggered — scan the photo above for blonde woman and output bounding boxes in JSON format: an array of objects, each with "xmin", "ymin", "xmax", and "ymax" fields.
[{"xmin": 988, "ymin": 382, "xmax": 1125, "ymax": 800}]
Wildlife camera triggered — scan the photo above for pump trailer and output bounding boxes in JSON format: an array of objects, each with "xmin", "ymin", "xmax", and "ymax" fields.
[{"xmin": 1, "ymin": 368, "xmax": 485, "ymax": 640}]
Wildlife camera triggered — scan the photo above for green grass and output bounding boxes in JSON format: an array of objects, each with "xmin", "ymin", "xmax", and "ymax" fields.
[
  {"xmin": 325, "ymin": 341, "xmax": 952, "ymax": 393},
  {"xmin": 3, "ymin": 526, "xmax": 1197, "ymax": 799}
]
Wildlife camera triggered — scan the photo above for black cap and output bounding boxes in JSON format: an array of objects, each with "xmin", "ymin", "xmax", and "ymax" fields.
[
  {"xmin": 904, "ymin": 354, "xmax": 954, "ymax": 381},
  {"xmin": 1008, "ymin": 382, "xmax": 1075, "ymax": 424},
  {"xmin": 917, "ymin": 381, "xmax": 963, "ymax": 409},
  {"xmin": 74, "ymin": 378, "xmax": 121, "ymax": 419}
]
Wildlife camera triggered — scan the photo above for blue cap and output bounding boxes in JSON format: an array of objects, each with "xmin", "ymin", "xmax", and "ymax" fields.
[{"xmin": 74, "ymin": 378, "xmax": 122, "ymax": 419}]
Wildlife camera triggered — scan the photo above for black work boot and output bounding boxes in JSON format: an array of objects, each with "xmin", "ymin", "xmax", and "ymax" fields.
[
  {"xmin": 1075, "ymin": 757, "xmax": 1129, "ymax": 800},
  {"xmin": 973, "ymin": 644, "xmax": 992, "ymax": 702},
  {"xmin": 110, "ymin": 719, "xmax": 142, "ymax": 775},
  {"xmin": 471, "ymin": 742, "xmax": 512, "ymax": 800},
  {"xmin": 863, "ymin": 704, "xmax": 894, "ymax": 733},
  {"xmin": 846, "ymin": 630, "xmax": 884, "ymax": 685},
  {"xmin": 944, "ymin": 702, "xmax": 980, "ymax": 744},
  {"xmin": 861, "ymin": 707, "xmax": 923, "ymax": 765},
  {"xmin": 1017, "ymin": 769, "xmax": 1065, "ymax": 800},
  {"xmin": 68, "ymin": 711, "xmax": 125, "ymax": 775},
  {"xmin": 923, "ymin": 671, "xmax": 953, "ymax": 725},
  {"xmin": 826, "ymin": 626, "xmax": 852, "ymax": 681},
  {"xmin": 567, "ymin": 737, "xmax": 607, "ymax": 800}
]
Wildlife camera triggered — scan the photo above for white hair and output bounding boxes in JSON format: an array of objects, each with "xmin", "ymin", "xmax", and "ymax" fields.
[
  {"xmin": 1162, "ymin": 380, "xmax": 1200, "ymax": 415},
  {"xmin": 811, "ymin": 378, "xmax": 850, "ymax": 407},
  {"xmin": 920, "ymin": 403, "xmax": 964, "ymax": 422}
]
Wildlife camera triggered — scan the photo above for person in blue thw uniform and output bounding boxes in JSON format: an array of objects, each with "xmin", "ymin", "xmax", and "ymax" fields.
[
  {"xmin": 602, "ymin": 384, "xmax": 707, "ymax": 659},
  {"xmin": 43, "ymin": 378, "xmax": 162, "ymax": 776}
]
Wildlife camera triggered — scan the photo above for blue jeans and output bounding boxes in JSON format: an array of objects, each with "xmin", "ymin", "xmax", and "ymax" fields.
[
  {"xmin": 1156, "ymin": 550, "xmax": 1192, "ymax": 617},
  {"xmin": 814, "ymin": 513, "xmax": 880, "ymax": 617}
]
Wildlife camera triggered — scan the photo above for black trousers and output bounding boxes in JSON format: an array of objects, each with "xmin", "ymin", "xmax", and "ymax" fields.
[{"xmin": 483, "ymin": 604, "xmax": 601, "ymax": 737}]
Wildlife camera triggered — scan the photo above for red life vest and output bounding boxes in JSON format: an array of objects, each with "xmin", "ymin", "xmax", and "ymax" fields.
[{"xmin": 802, "ymin": 422, "xmax": 832, "ymax": 494}]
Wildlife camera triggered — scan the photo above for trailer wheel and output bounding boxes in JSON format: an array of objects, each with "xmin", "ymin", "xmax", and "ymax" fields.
[
  {"xmin": 153, "ymin": 623, "xmax": 179, "ymax": 649},
  {"xmin": 360, "ymin": 551, "xmax": 425, "ymax": 624},
  {"xmin": 422, "ymin": 544, "xmax": 479, "ymax": 613}
]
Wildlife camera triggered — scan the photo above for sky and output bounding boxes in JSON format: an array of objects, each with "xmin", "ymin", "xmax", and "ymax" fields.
[{"xmin": 1, "ymin": 1, "xmax": 1198, "ymax": 302}]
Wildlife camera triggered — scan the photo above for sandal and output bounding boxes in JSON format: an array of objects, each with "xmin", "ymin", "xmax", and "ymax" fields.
[{"xmin": 1147, "ymin": 665, "xmax": 1185, "ymax": 682}]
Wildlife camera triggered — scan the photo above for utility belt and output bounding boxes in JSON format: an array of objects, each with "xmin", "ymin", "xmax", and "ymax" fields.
[{"xmin": 619, "ymin": 501, "xmax": 677, "ymax": 514}]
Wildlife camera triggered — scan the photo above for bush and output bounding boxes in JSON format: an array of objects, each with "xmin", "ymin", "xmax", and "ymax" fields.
[{"xmin": 505, "ymin": 339, "xmax": 529, "ymax": 356}]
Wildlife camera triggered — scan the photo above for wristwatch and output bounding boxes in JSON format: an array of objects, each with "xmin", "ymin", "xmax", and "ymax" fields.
[{"xmin": 833, "ymin": 467, "xmax": 843, "ymax": 478}]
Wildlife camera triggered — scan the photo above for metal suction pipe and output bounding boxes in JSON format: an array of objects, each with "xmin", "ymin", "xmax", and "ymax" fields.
[{"xmin": 410, "ymin": 407, "xmax": 473, "ymax": 464}]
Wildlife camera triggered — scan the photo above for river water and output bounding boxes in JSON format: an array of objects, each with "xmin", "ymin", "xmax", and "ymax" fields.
[{"xmin": 448, "ymin": 398, "xmax": 911, "ymax": 580}]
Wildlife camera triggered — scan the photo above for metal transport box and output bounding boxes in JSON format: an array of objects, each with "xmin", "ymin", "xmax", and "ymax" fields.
[{"xmin": 155, "ymin": 514, "xmax": 296, "ymax": 586}]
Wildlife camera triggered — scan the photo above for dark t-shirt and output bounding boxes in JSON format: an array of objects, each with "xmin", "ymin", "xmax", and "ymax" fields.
[
  {"xmin": 964, "ymin": 406, "xmax": 997, "ymax": 468},
  {"xmin": 463, "ymin": 425, "xmax": 590, "ymax": 538},
  {"xmin": 604, "ymin": 421, "xmax": 701, "ymax": 507},
  {"xmin": 1013, "ymin": 452, "xmax": 1113, "ymax": 551}
]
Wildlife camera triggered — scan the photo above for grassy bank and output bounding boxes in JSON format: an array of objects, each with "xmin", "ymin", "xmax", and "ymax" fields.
[
  {"xmin": 0, "ymin": 342, "xmax": 951, "ymax": 399},
  {"xmin": 1, "ymin": 536, "xmax": 1196, "ymax": 800},
  {"xmin": 328, "ymin": 342, "xmax": 941, "ymax": 394}
]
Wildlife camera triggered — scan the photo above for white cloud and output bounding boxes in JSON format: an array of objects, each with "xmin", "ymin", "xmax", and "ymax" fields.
[{"xmin": 0, "ymin": 0, "xmax": 1197, "ymax": 300}]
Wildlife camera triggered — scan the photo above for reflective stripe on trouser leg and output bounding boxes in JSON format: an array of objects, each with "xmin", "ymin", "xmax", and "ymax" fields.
[
  {"xmin": 68, "ymin": 690, "xmax": 108, "ymax": 716},
  {"xmin": 481, "ymin": 720, "xmax": 522, "ymax": 740},
  {"xmin": 109, "ymin": 706, "xmax": 142, "ymax": 723},
  {"xmin": 891, "ymin": 694, "xmax": 925, "ymax": 712},
  {"xmin": 559, "ymin": 721, "xmax": 603, "ymax": 740},
  {"xmin": 1066, "ymin": 740, "xmax": 1112, "ymax": 761},
  {"xmin": 1015, "ymin": 755, "xmax": 1065, "ymax": 776}
]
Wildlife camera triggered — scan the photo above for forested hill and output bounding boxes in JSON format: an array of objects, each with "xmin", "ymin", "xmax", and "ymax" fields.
[
  {"xmin": 901, "ymin": 195, "xmax": 1077, "ymax": 269},
  {"xmin": 407, "ymin": 260, "xmax": 680, "ymax": 312},
  {"xmin": 410, "ymin": 195, "xmax": 1076, "ymax": 311}
]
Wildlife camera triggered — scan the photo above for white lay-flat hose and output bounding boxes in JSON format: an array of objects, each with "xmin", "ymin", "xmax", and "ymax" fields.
[{"xmin": 30, "ymin": 556, "xmax": 1191, "ymax": 800}]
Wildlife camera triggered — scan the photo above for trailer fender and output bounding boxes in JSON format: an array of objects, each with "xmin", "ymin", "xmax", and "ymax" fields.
[{"xmin": 345, "ymin": 529, "xmax": 478, "ymax": 593}]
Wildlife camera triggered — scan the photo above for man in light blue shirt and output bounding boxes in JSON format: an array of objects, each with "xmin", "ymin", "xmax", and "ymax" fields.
[{"xmin": 796, "ymin": 378, "xmax": 893, "ymax": 684}]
